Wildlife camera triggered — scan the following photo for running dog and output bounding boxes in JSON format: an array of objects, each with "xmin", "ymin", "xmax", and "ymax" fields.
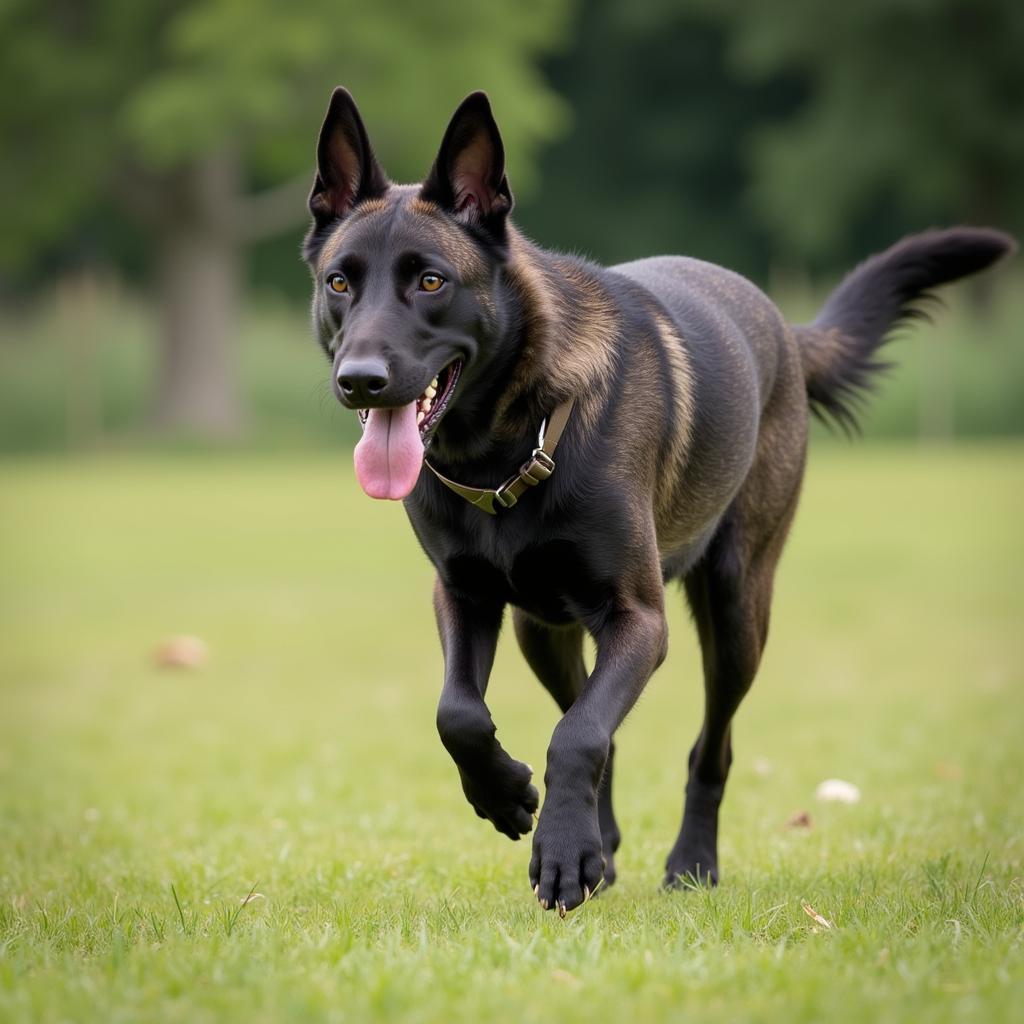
[{"xmin": 303, "ymin": 87, "xmax": 1015, "ymax": 915}]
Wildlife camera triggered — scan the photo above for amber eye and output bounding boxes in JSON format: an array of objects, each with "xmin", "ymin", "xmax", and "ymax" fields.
[
  {"xmin": 327, "ymin": 273, "xmax": 348, "ymax": 294},
  {"xmin": 419, "ymin": 272, "xmax": 445, "ymax": 293}
]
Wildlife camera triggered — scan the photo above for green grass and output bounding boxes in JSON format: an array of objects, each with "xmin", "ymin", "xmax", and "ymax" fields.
[{"xmin": 1, "ymin": 444, "xmax": 1022, "ymax": 1023}]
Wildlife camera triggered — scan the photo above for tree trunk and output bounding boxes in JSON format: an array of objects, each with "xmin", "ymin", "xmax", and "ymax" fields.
[{"xmin": 153, "ymin": 150, "xmax": 243, "ymax": 436}]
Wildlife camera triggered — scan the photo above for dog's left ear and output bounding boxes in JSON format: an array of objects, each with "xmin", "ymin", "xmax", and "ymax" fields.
[{"xmin": 421, "ymin": 92, "xmax": 513, "ymax": 234}]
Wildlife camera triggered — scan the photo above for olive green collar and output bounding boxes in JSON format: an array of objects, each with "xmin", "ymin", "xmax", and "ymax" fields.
[{"xmin": 423, "ymin": 397, "xmax": 576, "ymax": 515}]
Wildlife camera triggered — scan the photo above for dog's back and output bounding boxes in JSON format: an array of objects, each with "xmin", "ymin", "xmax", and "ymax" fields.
[
  {"xmin": 610, "ymin": 255, "xmax": 805, "ymax": 565},
  {"xmin": 609, "ymin": 231, "xmax": 1015, "ymax": 570}
]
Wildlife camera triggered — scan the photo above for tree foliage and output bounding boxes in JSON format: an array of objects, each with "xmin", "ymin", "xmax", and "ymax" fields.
[
  {"xmin": 515, "ymin": 0, "xmax": 805, "ymax": 279},
  {"xmin": 4, "ymin": 0, "xmax": 1020, "ymax": 286},
  {"xmin": 701, "ymin": 0, "xmax": 1024, "ymax": 263},
  {"xmin": 0, "ymin": 0, "xmax": 575, "ymax": 279},
  {"xmin": 517, "ymin": 0, "xmax": 1023, "ymax": 279}
]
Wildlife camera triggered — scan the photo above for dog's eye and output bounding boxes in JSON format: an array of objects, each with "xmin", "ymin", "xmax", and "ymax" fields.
[
  {"xmin": 419, "ymin": 273, "xmax": 445, "ymax": 293},
  {"xmin": 326, "ymin": 273, "xmax": 348, "ymax": 294}
]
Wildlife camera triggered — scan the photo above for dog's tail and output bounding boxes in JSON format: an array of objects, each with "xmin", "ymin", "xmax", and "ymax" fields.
[{"xmin": 794, "ymin": 227, "xmax": 1016, "ymax": 433}]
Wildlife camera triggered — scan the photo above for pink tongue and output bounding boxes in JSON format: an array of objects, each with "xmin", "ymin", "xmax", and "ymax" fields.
[{"xmin": 353, "ymin": 403, "xmax": 424, "ymax": 500}]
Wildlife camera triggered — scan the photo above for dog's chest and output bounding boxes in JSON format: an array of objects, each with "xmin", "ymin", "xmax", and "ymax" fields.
[{"xmin": 441, "ymin": 535, "xmax": 615, "ymax": 626}]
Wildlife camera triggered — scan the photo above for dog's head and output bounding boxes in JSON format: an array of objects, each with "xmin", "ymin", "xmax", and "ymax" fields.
[{"xmin": 303, "ymin": 88, "xmax": 515, "ymax": 500}]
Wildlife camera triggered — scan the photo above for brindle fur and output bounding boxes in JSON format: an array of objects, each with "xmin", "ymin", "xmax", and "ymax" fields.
[{"xmin": 303, "ymin": 88, "xmax": 1015, "ymax": 912}]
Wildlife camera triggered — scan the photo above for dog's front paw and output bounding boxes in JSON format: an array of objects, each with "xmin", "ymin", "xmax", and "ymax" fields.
[
  {"xmin": 529, "ymin": 799, "xmax": 605, "ymax": 915},
  {"xmin": 663, "ymin": 840, "xmax": 719, "ymax": 889},
  {"xmin": 458, "ymin": 753, "xmax": 539, "ymax": 840}
]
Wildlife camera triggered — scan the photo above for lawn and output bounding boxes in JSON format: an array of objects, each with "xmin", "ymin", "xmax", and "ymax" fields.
[{"xmin": 1, "ymin": 444, "xmax": 1022, "ymax": 1023}]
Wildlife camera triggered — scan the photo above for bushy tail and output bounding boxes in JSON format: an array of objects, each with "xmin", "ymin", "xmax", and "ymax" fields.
[{"xmin": 795, "ymin": 227, "xmax": 1016, "ymax": 432}]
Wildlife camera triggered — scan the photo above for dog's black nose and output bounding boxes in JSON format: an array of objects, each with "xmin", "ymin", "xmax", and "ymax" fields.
[{"xmin": 335, "ymin": 358, "xmax": 390, "ymax": 406}]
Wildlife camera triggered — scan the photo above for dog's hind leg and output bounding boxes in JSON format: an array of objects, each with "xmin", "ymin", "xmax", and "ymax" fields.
[
  {"xmin": 664, "ymin": 500, "xmax": 795, "ymax": 888},
  {"xmin": 513, "ymin": 612, "xmax": 623, "ymax": 886}
]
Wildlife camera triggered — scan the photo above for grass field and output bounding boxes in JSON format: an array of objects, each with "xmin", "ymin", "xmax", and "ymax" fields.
[{"xmin": 1, "ymin": 444, "xmax": 1022, "ymax": 1023}]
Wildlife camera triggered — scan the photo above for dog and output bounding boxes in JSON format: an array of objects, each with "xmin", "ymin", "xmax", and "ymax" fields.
[{"xmin": 302, "ymin": 87, "xmax": 1015, "ymax": 915}]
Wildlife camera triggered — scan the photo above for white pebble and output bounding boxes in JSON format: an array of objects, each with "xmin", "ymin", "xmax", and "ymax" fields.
[{"xmin": 815, "ymin": 778, "xmax": 861, "ymax": 804}]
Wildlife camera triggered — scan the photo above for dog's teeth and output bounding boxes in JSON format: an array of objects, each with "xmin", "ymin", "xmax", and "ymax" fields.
[
  {"xmin": 417, "ymin": 411, "xmax": 425, "ymax": 425},
  {"xmin": 430, "ymin": 377, "xmax": 439, "ymax": 389},
  {"xmin": 425, "ymin": 386, "xmax": 436, "ymax": 399}
]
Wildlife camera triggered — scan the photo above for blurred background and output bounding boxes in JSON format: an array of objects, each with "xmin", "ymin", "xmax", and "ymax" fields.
[{"xmin": 1, "ymin": 0, "xmax": 1021, "ymax": 451}]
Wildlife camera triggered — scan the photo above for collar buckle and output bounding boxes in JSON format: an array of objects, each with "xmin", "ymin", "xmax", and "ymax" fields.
[
  {"xmin": 495, "ymin": 448, "xmax": 557, "ymax": 509},
  {"xmin": 494, "ymin": 481, "xmax": 518, "ymax": 509},
  {"xmin": 520, "ymin": 448, "xmax": 555, "ymax": 485}
]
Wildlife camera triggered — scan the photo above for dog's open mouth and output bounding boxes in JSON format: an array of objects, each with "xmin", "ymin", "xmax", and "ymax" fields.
[
  {"xmin": 352, "ymin": 360, "xmax": 462, "ymax": 501},
  {"xmin": 356, "ymin": 359, "xmax": 461, "ymax": 440}
]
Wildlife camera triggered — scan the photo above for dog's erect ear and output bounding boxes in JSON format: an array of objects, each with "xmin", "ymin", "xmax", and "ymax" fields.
[
  {"xmin": 308, "ymin": 87, "xmax": 388, "ymax": 225},
  {"xmin": 421, "ymin": 92, "xmax": 513, "ymax": 233}
]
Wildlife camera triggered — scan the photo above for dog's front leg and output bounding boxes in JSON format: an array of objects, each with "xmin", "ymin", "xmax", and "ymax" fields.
[
  {"xmin": 531, "ymin": 590, "xmax": 668, "ymax": 913},
  {"xmin": 433, "ymin": 578, "xmax": 539, "ymax": 839}
]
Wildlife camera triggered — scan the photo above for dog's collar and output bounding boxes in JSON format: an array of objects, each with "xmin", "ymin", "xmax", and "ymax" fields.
[{"xmin": 423, "ymin": 397, "xmax": 576, "ymax": 516}]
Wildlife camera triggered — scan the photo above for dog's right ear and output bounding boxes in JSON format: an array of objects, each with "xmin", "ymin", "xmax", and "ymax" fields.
[{"xmin": 308, "ymin": 87, "xmax": 388, "ymax": 227}]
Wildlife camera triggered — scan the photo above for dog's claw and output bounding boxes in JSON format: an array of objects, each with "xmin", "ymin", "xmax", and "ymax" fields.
[
  {"xmin": 533, "ymin": 884, "xmax": 539, "ymax": 896},
  {"xmin": 583, "ymin": 885, "xmax": 590, "ymax": 902},
  {"xmin": 558, "ymin": 901, "xmax": 567, "ymax": 919},
  {"xmin": 540, "ymin": 898, "xmax": 548, "ymax": 910}
]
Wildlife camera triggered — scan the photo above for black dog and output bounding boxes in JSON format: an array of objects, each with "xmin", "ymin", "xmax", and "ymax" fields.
[{"xmin": 303, "ymin": 88, "xmax": 1014, "ymax": 915}]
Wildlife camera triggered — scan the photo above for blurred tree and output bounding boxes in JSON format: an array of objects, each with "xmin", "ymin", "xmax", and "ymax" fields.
[
  {"xmin": 698, "ymin": 0, "xmax": 1024, "ymax": 267},
  {"xmin": 0, "ymin": 0, "xmax": 572, "ymax": 434}
]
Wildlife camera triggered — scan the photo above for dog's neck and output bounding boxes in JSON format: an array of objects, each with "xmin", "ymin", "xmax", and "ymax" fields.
[{"xmin": 427, "ymin": 227, "xmax": 617, "ymax": 478}]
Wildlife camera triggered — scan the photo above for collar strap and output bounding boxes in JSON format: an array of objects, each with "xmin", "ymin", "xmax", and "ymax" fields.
[{"xmin": 424, "ymin": 397, "xmax": 576, "ymax": 515}]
